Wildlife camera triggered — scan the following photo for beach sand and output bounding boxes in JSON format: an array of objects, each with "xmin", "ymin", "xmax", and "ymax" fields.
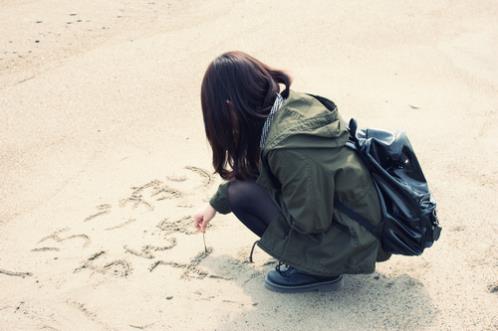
[{"xmin": 1, "ymin": 1, "xmax": 497, "ymax": 330}]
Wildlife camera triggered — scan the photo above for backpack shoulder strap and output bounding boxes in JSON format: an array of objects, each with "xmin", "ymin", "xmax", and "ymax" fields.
[{"xmin": 334, "ymin": 198, "xmax": 382, "ymax": 239}]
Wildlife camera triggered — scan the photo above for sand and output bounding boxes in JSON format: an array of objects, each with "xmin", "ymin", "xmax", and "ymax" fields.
[{"xmin": 1, "ymin": 1, "xmax": 497, "ymax": 330}]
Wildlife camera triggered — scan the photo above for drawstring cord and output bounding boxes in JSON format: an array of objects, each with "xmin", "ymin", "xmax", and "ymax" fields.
[
  {"xmin": 249, "ymin": 239, "xmax": 259, "ymax": 263},
  {"xmin": 249, "ymin": 240, "xmax": 291, "ymax": 275},
  {"xmin": 248, "ymin": 225, "xmax": 295, "ymax": 276}
]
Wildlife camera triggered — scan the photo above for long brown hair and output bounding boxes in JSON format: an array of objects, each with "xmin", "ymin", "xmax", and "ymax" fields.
[{"xmin": 201, "ymin": 51, "xmax": 292, "ymax": 180}]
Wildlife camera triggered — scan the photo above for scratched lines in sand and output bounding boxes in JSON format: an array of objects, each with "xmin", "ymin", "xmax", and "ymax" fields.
[{"xmin": 26, "ymin": 166, "xmax": 222, "ymax": 280}]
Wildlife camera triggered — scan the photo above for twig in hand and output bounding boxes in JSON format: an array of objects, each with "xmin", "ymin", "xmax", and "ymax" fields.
[{"xmin": 202, "ymin": 232, "xmax": 207, "ymax": 253}]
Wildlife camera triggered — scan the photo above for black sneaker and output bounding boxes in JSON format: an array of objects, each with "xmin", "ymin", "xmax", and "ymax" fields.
[{"xmin": 264, "ymin": 261, "xmax": 343, "ymax": 293}]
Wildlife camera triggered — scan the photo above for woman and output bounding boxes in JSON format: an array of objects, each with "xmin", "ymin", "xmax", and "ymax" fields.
[{"xmin": 193, "ymin": 51, "xmax": 391, "ymax": 293}]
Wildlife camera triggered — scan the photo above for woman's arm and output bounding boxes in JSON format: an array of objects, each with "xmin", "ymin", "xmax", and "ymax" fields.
[
  {"xmin": 208, "ymin": 181, "xmax": 232, "ymax": 214},
  {"xmin": 267, "ymin": 148, "xmax": 335, "ymax": 234},
  {"xmin": 193, "ymin": 181, "xmax": 231, "ymax": 233}
]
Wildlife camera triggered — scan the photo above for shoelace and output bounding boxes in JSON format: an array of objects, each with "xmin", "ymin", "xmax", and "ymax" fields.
[{"xmin": 275, "ymin": 260, "xmax": 293, "ymax": 276}]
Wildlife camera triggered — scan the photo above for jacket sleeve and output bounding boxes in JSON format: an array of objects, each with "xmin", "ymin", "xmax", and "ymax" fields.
[
  {"xmin": 208, "ymin": 181, "xmax": 232, "ymax": 214},
  {"xmin": 267, "ymin": 149, "xmax": 335, "ymax": 234}
]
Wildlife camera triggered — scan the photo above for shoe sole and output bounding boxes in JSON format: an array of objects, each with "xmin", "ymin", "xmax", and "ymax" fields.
[{"xmin": 264, "ymin": 275, "xmax": 344, "ymax": 293}]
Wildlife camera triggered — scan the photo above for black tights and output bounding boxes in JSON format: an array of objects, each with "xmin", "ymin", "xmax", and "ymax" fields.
[{"xmin": 227, "ymin": 179, "xmax": 281, "ymax": 237}]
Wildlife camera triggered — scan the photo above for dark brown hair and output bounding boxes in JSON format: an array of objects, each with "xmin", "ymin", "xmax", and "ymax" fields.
[{"xmin": 201, "ymin": 51, "xmax": 292, "ymax": 180}]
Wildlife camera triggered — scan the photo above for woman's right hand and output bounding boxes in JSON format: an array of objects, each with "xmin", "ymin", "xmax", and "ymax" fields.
[{"xmin": 193, "ymin": 203, "xmax": 217, "ymax": 233}]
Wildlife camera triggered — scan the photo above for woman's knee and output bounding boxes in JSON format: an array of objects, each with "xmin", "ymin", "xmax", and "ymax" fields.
[{"xmin": 227, "ymin": 179, "xmax": 258, "ymax": 210}]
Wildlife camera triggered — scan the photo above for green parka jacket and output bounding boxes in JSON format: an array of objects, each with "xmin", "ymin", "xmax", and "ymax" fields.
[{"xmin": 209, "ymin": 89, "xmax": 391, "ymax": 277}]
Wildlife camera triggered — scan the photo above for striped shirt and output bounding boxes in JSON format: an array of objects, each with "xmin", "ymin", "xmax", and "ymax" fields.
[{"xmin": 259, "ymin": 92, "xmax": 284, "ymax": 149}]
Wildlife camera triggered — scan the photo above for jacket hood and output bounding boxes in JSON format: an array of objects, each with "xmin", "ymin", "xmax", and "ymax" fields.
[{"xmin": 261, "ymin": 89, "xmax": 349, "ymax": 155}]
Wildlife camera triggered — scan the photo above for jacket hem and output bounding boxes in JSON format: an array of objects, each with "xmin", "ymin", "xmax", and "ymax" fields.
[{"xmin": 256, "ymin": 240, "xmax": 375, "ymax": 277}]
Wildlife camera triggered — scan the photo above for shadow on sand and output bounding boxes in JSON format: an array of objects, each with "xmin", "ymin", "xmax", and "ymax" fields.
[{"xmin": 204, "ymin": 254, "xmax": 436, "ymax": 331}]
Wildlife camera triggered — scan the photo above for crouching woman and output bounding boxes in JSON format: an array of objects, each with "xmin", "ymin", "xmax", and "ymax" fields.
[{"xmin": 193, "ymin": 50, "xmax": 391, "ymax": 293}]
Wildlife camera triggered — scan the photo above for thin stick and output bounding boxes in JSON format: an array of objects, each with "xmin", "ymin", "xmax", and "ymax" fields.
[{"xmin": 202, "ymin": 232, "xmax": 207, "ymax": 253}]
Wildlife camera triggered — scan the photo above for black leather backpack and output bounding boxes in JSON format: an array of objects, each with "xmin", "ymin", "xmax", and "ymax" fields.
[
  {"xmin": 308, "ymin": 93, "xmax": 442, "ymax": 256},
  {"xmin": 337, "ymin": 118, "xmax": 442, "ymax": 255}
]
